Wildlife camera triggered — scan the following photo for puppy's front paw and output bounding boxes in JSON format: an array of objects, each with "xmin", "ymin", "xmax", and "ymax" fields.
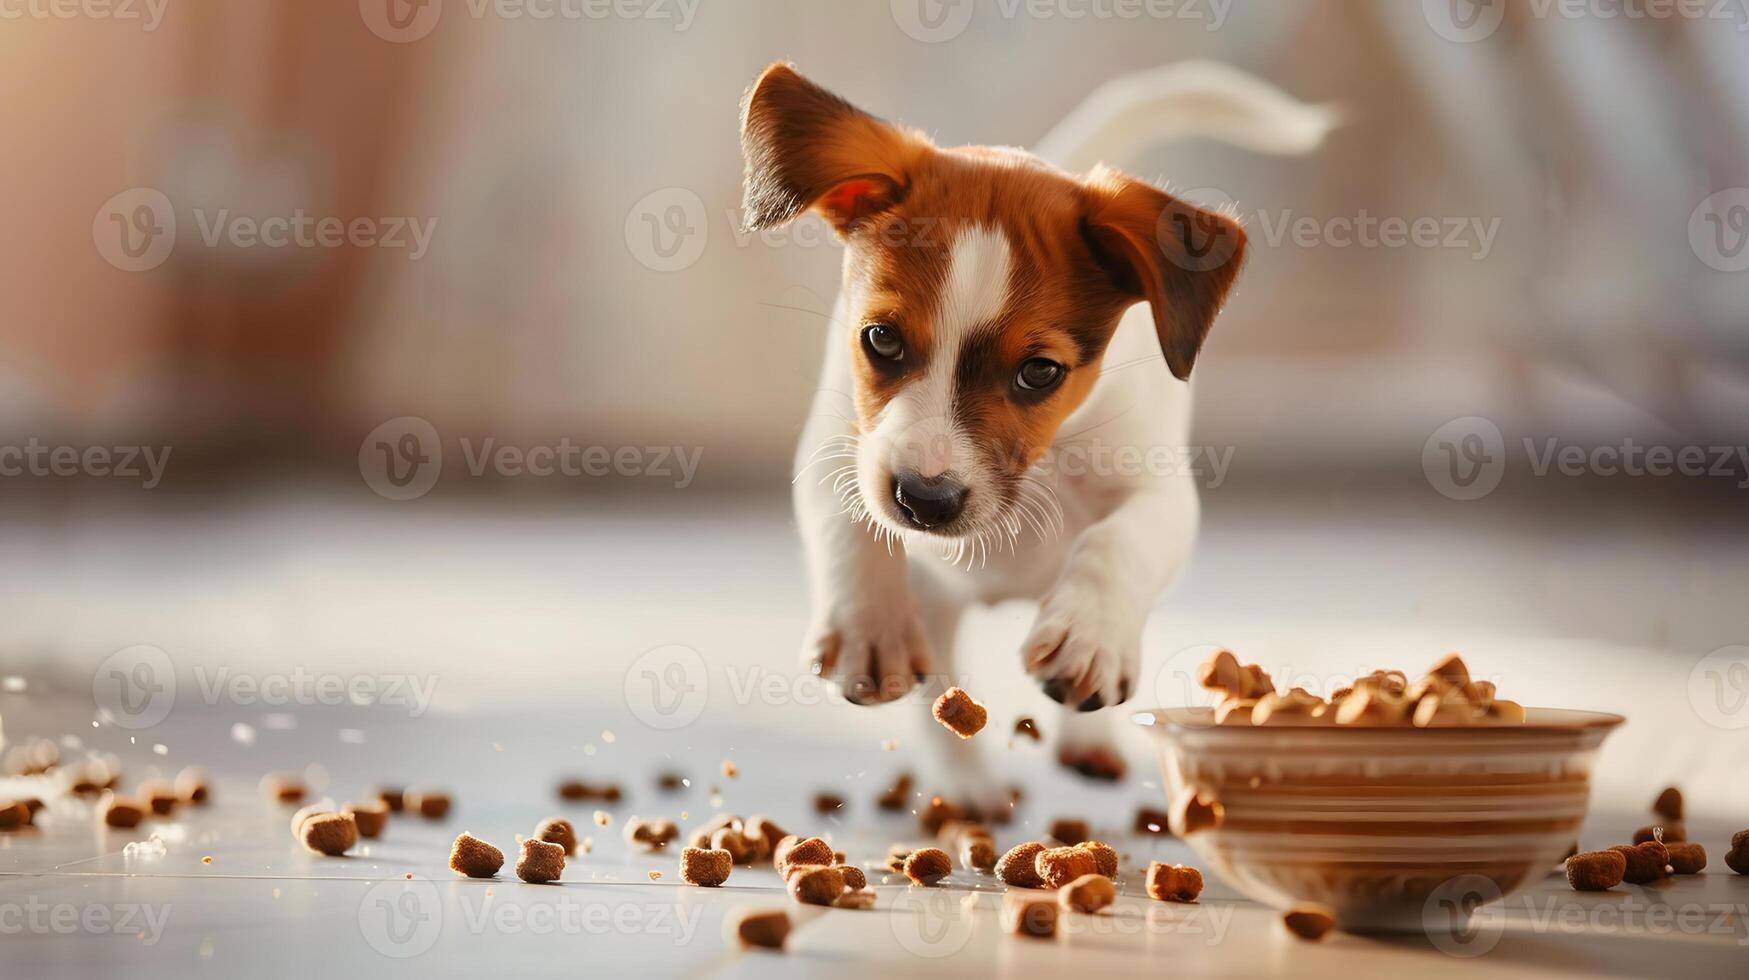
[
  {"xmin": 803, "ymin": 594, "xmax": 934, "ymax": 705},
  {"xmin": 1021, "ymin": 584, "xmax": 1141, "ymax": 711}
]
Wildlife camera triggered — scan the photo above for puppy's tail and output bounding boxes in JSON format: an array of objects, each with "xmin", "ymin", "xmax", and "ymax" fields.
[{"xmin": 1032, "ymin": 60, "xmax": 1339, "ymax": 174}]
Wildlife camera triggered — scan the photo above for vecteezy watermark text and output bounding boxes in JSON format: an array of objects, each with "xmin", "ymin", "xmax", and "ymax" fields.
[
  {"xmin": 0, "ymin": 440, "xmax": 171, "ymax": 489},
  {"xmin": 0, "ymin": 0, "xmax": 169, "ymax": 29},
  {"xmin": 358, "ymin": 417, "xmax": 705, "ymax": 501},
  {"xmin": 0, "ymin": 899, "xmax": 171, "ymax": 946}
]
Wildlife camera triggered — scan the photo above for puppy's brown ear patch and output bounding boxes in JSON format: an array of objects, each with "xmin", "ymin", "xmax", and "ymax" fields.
[
  {"xmin": 739, "ymin": 63, "xmax": 928, "ymax": 233},
  {"xmin": 1083, "ymin": 166, "xmax": 1246, "ymax": 381}
]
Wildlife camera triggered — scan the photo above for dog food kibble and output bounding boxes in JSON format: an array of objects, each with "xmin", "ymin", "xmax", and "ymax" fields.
[
  {"xmin": 731, "ymin": 908, "xmax": 790, "ymax": 950},
  {"xmin": 708, "ymin": 827, "xmax": 753, "ymax": 864},
  {"xmin": 517, "ymin": 838, "xmax": 566, "ymax": 883},
  {"xmin": 837, "ymin": 864, "xmax": 868, "ymax": 890},
  {"xmin": 1565, "ymin": 850, "xmax": 1627, "ymax": 891},
  {"xmin": 1653, "ymin": 786, "xmax": 1683, "ymax": 821},
  {"xmin": 346, "ymin": 801, "xmax": 390, "ymax": 839},
  {"xmin": 1282, "ymin": 904, "xmax": 1337, "ymax": 941},
  {"xmin": 1145, "ymin": 862, "xmax": 1204, "ymax": 903},
  {"xmin": 1135, "ymin": 807, "xmax": 1172, "ymax": 836},
  {"xmin": 624, "ymin": 817, "xmax": 680, "ymax": 851},
  {"xmin": 535, "ymin": 817, "xmax": 578, "ymax": 855},
  {"xmin": 960, "ymin": 836, "xmax": 997, "ymax": 872},
  {"xmin": 1014, "ymin": 716, "xmax": 1041, "ymax": 742},
  {"xmin": 1727, "ymin": 831, "xmax": 1749, "ymax": 875},
  {"xmin": 918, "ymin": 796, "xmax": 962, "ymax": 835},
  {"xmin": 301, "ymin": 812, "xmax": 359, "ymax": 856},
  {"xmin": 904, "ymin": 847, "xmax": 953, "ymax": 886},
  {"xmin": 814, "ymin": 793, "xmax": 845, "ymax": 815},
  {"xmin": 1666, "ymin": 842, "xmax": 1707, "ymax": 875},
  {"xmin": 777, "ymin": 836, "xmax": 834, "ymax": 874},
  {"xmin": 375, "ymin": 787, "xmax": 405, "ymax": 812},
  {"xmin": 0, "ymin": 801, "xmax": 29, "ymax": 831},
  {"xmin": 1048, "ymin": 819, "xmax": 1089, "ymax": 845},
  {"xmin": 102, "ymin": 798, "xmax": 145, "ymax": 829},
  {"xmin": 1633, "ymin": 823, "xmax": 1685, "ymax": 844},
  {"xmin": 1002, "ymin": 892, "xmax": 1058, "ymax": 938},
  {"xmin": 678, "ymin": 847, "xmax": 734, "ymax": 885},
  {"xmin": 138, "ymin": 781, "xmax": 177, "ymax": 816},
  {"xmin": 1059, "ymin": 873, "xmax": 1116, "ymax": 913},
  {"xmin": 1077, "ymin": 840, "xmax": 1119, "ymax": 879},
  {"xmin": 1254, "ymin": 688, "xmax": 1329, "ymax": 726},
  {"xmin": 1035, "ymin": 846, "xmax": 1097, "ymax": 889},
  {"xmin": 832, "ymin": 888, "xmax": 876, "ymax": 910},
  {"xmin": 175, "ymin": 767, "xmax": 210, "ymax": 805},
  {"xmin": 263, "ymin": 773, "xmax": 306, "ymax": 804},
  {"xmin": 1171, "ymin": 789, "xmax": 1225, "ymax": 836},
  {"xmin": 1611, "ymin": 841, "xmax": 1669, "ymax": 884},
  {"xmin": 404, "ymin": 790, "xmax": 450, "ymax": 820},
  {"xmin": 932, "ymin": 687, "xmax": 988, "ymax": 739},
  {"xmin": 885, "ymin": 844, "xmax": 912, "ymax": 873},
  {"xmin": 876, "ymin": 773, "xmax": 913, "ymax": 811},
  {"xmin": 996, "ymin": 842, "xmax": 1046, "ymax": 888},
  {"xmin": 788, "ymin": 865, "xmax": 846, "ymax": 905},
  {"xmin": 745, "ymin": 814, "xmax": 787, "ymax": 858},
  {"xmin": 449, "ymin": 833, "xmax": 504, "ymax": 878}
]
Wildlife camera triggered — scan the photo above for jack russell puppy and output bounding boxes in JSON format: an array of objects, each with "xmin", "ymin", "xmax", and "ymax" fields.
[{"xmin": 741, "ymin": 62, "xmax": 1332, "ymax": 792}]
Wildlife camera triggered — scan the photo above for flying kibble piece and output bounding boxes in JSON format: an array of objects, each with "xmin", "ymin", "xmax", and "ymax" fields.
[{"xmin": 932, "ymin": 687, "xmax": 988, "ymax": 739}]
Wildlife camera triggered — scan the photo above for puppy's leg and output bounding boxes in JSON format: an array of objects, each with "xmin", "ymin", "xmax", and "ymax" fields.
[
  {"xmin": 1022, "ymin": 483, "xmax": 1198, "ymax": 711},
  {"xmin": 794, "ymin": 323, "xmax": 933, "ymax": 704}
]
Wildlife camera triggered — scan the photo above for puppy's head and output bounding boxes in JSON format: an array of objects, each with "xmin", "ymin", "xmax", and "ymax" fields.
[{"xmin": 743, "ymin": 64, "xmax": 1245, "ymax": 545}]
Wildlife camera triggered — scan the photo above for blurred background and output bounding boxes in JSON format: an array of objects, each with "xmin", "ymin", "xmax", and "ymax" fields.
[{"xmin": 2, "ymin": 1, "xmax": 1748, "ymax": 811}]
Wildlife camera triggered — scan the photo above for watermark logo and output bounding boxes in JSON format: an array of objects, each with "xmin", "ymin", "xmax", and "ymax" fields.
[
  {"xmin": 1159, "ymin": 186, "xmax": 1243, "ymax": 272},
  {"xmin": 1689, "ymin": 645, "xmax": 1749, "ymax": 730},
  {"xmin": 892, "ymin": 0, "xmax": 975, "ymax": 42},
  {"xmin": 1423, "ymin": 416, "xmax": 1506, "ymax": 501},
  {"xmin": 359, "ymin": 416, "xmax": 443, "ymax": 501},
  {"xmin": 358, "ymin": 879, "xmax": 443, "ymax": 958},
  {"xmin": 360, "ymin": 0, "xmax": 443, "ymax": 42},
  {"xmin": 889, "ymin": 889, "xmax": 977, "ymax": 958},
  {"xmin": 1151, "ymin": 642, "xmax": 1231, "ymax": 710},
  {"xmin": 625, "ymin": 187, "xmax": 707, "ymax": 272},
  {"xmin": 92, "ymin": 644, "xmax": 176, "ymax": 730},
  {"xmin": 93, "ymin": 188, "xmax": 176, "ymax": 273},
  {"xmin": 1689, "ymin": 188, "xmax": 1749, "ymax": 273},
  {"xmin": 1423, "ymin": 0, "xmax": 1507, "ymax": 42},
  {"xmin": 1422, "ymin": 874, "xmax": 1505, "ymax": 957},
  {"xmin": 624, "ymin": 644, "xmax": 709, "ymax": 730}
]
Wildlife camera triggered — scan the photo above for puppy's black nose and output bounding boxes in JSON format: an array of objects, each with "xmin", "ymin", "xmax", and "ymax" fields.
[{"xmin": 892, "ymin": 470, "xmax": 967, "ymax": 529}]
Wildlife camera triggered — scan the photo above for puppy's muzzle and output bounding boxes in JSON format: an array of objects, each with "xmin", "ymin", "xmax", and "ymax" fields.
[{"xmin": 891, "ymin": 470, "xmax": 968, "ymax": 530}]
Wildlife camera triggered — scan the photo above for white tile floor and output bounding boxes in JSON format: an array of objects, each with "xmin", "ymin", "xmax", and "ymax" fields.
[{"xmin": 1, "ymin": 489, "xmax": 1747, "ymax": 976}]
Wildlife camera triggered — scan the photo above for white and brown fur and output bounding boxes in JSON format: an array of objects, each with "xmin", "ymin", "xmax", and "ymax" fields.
[{"xmin": 742, "ymin": 62, "xmax": 1332, "ymax": 795}]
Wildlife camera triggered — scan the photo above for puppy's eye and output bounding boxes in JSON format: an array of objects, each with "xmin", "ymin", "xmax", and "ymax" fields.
[
  {"xmin": 1016, "ymin": 358, "xmax": 1065, "ymax": 392},
  {"xmin": 862, "ymin": 323, "xmax": 904, "ymax": 361}
]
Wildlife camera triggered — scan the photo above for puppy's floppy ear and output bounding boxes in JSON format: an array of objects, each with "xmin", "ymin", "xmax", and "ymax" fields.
[
  {"xmin": 1082, "ymin": 166, "xmax": 1246, "ymax": 381},
  {"xmin": 739, "ymin": 63, "xmax": 929, "ymax": 234}
]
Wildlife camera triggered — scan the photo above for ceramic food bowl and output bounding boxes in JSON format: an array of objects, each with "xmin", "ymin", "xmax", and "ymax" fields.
[{"xmin": 1134, "ymin": 706, "xmax": 1624, "ymax": 932}]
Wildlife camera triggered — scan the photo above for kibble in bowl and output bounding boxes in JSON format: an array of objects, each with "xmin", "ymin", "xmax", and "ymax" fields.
[{"xmin": 1134, "ymin": 651, "xmax": 1625, "ymax": 932}]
